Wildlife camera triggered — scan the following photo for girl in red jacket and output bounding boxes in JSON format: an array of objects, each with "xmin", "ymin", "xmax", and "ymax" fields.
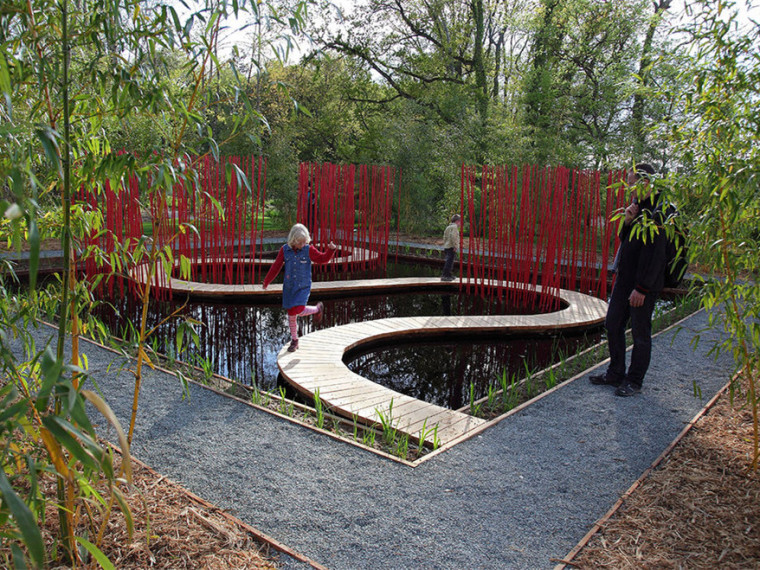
[{"xmin": 262, "ymin": 224, "xmax": 337, "ymax": 352}]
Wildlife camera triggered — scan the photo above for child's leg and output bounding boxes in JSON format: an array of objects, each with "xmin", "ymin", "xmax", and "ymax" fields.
[
  {"xmin": 298, "ymin": 305, "xmax": 320, "ymax": 317},
  {"xmin": 287, "ymin": 314, "xmax": 299, "ymax": 341},
  {"xmin": 286, "ymin": 305, "xmax": 322, "ymax": 352}
]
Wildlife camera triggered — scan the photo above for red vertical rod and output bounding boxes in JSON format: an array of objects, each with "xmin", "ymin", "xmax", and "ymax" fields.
[
  {"xmin": 259, "ymin": 156, "xmax": 267, "ymax": 284},
  {"xmin": 253, "ymin": 157, "xmax": 261, "ymax": 284}
]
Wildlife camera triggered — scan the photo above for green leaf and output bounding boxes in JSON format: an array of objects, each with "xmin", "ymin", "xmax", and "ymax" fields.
[
  {"xmin": 27, "ymin": 217, "xmax": 39, "ymax": 291},
  {"xmin": 35, "ymin": 348, "xmax": 62, "ymax": 412},
  {"xmin": 11, "ymin": 543, "xmax": 27, "ymax": 570},
  {"xmin": 110, "ymin": 486, "xmax": 134, "ymax": 539},
  {"xmin": 41, "ymin": 416, "xmax": 98, "ymax": 471},
  {"xmin": 0, "ymin": 52, "xmax": 11, "ymax": 94},
  {"xmin": 0, "ymin": 470, "xmax": 44, "ymax": 568},
  {"xmin": 34, "ymin": 126, "xmax": 62, "ymax": 178},
  {"xmin": 75, "ymin": 536, "xmax": 115, "ymax": 570},
  {"xmin": 0, "ymin": 399, "xmax": 28, "ymax": 424}
]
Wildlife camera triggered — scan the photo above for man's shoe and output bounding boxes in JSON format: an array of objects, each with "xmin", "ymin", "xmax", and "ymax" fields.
[
  {"xmin": 441, "ymin": 275, "xmax": 455, "ymax": 282},
  {"xmin": 287, "ymin": 339, "xmax": 299, "ymax": 352},
  {"xmin": 615, "ymin": 381, "xmax": 641, "ymax": 397},
  {"xmin": 589, "ymin": 373, "xmax": 621, "ymax": 387}
]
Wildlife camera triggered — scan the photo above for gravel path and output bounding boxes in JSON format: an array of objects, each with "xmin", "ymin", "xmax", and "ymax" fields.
[{"xmin": 13, "ymin": 309, "xmax": 733, "ymax": 569}]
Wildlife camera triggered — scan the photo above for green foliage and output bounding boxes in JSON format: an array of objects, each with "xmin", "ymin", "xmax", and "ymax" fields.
[
  {"xmin": 313, "ymin": 388, "xmax": 325, "ymax": 429},
  {"xmin": 0, "ymin": 310, "xmax": 132, "ymax": 567},
  {"xmin": 666, "ymin": 0, "xmax": 760, "ymax": 468},
  {"xmin": 376, "ymin": 399, "xmax": 397, "ymax": 446},
  {"xmin": 0, "ymin": 0, "xmax": 312, "ymax": 564}
]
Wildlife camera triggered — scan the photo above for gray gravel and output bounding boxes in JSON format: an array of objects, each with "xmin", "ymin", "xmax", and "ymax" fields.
[{"xmin": 11, "ymin": 309, "xmax": 733, "ymax": 569}]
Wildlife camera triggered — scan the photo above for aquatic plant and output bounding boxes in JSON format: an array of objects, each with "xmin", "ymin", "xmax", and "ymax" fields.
[
  {"xmin": 376, "ymin": 399, "xmax": 397, "ymax": 446},
  {"xmin": 314, "ymin": 389, "xmax": 325, "ymax": 429}
]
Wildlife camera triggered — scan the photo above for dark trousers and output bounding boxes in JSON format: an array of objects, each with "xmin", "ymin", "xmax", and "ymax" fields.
[
  {"xmin": 442, "ymin": 248, "xmax": 456, "ymax": 278},
  {"xmin": 605, "ymin": 279, "xmax": 658, "ymax": 386}
]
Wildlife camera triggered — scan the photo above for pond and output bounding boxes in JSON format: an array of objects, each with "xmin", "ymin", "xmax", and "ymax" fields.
[{"xmin": 91, "ymin": 260, "xmax": 600, "ymax": 408}]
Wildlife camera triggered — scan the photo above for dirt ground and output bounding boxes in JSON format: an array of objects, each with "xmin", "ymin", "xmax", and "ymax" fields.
[
  {"xmin": 21, "ymin": 456, "xmax": 280, "ymax": 570},
  {"xmin": 570, "ymin": 382, "xmax": 760, "ymax": 569}
]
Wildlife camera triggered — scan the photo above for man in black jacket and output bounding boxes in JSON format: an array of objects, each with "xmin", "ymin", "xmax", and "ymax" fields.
[{"xmin": 590, "ymin": 163, "xmax": 667, "ymax": 397}]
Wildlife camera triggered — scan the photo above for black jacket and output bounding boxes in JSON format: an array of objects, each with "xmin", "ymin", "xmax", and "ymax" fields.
[{"xmin": 615, "ymin": 195, "xmax": 667, "ymax": 295}]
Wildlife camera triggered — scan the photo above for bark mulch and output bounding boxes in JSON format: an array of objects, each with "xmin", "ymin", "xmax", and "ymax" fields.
[
  {"xmin": 571, "ymin": 384, "xmax": 760, "ymax": 569},
  {"xmin": 14, "ymin": 455, "xmax": 281, "ymax": 569}
]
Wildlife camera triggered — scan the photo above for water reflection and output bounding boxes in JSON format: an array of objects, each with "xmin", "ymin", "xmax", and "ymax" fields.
[
  {"xmin": 88, "ymin": 259, "xmax": 593, "ymax": 405},
  {"xmin": 93, "ymin": 283, "xmax": 554, "ymax": 393},
  {"xmin": 345, "ymin": 333, "xmax": 602, "ymax": 409}
]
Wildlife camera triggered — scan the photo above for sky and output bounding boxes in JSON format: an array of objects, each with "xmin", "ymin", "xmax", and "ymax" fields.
[{"xmin": 183, "ymin": 0, "xmax": 759, "ymax": 66}]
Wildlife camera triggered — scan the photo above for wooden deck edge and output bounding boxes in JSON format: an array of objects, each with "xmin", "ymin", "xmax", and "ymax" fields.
[{"xmin": 278, "ymin": 284, "xmax": 607, "ymax": 448}]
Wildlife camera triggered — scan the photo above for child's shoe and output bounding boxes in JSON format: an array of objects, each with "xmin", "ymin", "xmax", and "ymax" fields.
[
  {"xmin": 287, "ymin": 338, "xmax": 299, "ymax": 352},
  {"xmin": 314, "ymin": 302, "xmax": 324, "ymax": 323}
]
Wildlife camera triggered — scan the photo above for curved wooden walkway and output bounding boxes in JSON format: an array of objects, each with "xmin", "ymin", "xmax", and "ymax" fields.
[
  {"xmin": 132, "ymin": 259, "xmax": 607, "ymax": 448},
  {"xmin": 277, "ymin": 280, "xmax": 608, "ymax": 447},
  {"xmin": 131, "ymin": 248, "xmax": 379, "ymax": 299}
]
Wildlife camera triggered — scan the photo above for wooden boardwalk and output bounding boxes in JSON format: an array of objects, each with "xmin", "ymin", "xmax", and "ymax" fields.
[
  {"xmin": 132, "ymin": 260, "xmax": 607, "ymax": 448},
  {"xmin": 130, "ymin": 248, "xmax": 379, "ymax": 299},
  {"xmin": 277, "ymin": 280, "xmax": 608, "ymax": 447}
]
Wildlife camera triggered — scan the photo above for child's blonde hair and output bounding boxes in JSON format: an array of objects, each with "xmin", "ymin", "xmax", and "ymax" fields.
[{"xmin": 287, "ymin": 223, "xmax": 311, "ymax": 248}]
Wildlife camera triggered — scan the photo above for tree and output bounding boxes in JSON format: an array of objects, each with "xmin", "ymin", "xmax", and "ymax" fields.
[
  {"xmin": 668, "ymin": 0, "xmax": 760, "ymax": 468},
  {"xmin": 631, "ymin": 0, "xmax": 672, "ymax": 157},
  {"xmin": 0, "ymin": 0, "xmax": 309, "ymax": 564}
]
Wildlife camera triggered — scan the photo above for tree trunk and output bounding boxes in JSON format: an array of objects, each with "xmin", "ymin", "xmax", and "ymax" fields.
[{"xmin": 472, "ymin": 0, "xmax": 488, "ymax": 163}]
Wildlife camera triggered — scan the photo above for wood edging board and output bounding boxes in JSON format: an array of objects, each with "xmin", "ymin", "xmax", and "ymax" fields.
[{"xmin": 551, "ymin": 379, "xmax": 731, "ymax": 570}]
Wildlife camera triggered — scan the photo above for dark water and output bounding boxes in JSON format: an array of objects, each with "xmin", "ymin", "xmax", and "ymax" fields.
[
  {"xmin": 346, "ymin": 333, "xmax": 602, "ymax": 409},
  {"xmin": 94, "ymin": 258, "xmax": 580, "ymax": 398}
]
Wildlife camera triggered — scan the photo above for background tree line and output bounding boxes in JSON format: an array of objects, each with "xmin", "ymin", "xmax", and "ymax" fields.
[{"xmin": 79, "ymin": 0, "xmax": 684, "ymax": 233}]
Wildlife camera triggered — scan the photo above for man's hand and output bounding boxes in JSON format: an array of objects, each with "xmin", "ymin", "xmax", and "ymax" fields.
[
  {"xmin": 624, "ymin": 202, "xmax": 639, "ymax": 225},
  {"xmin": 629, "ymin": 289, "xmax": 645, "ymax": 307},
  {"xmin": 262, "ymin": 283, "xmax": 268, "ymax": 290},
  {"xmin": 327, "ymin": 241, "xmax": 338, "ymax": 250}
]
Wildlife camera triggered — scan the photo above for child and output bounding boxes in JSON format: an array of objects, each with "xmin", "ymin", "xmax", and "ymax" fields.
[
  {"xmin": 262, "ymin": 224, "xmax": 337, "ymax": 352},
  {"xmin": 441, "ymin": 214, "xmax": 462, "ymax": 281}
]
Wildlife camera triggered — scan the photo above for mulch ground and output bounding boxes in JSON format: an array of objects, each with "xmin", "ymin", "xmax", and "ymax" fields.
[
  {"xmin": 13, "ymin": 456, "xmax": 280, "ymax": 569},
  {"xmin": 571, "ymin": 382, "xmax": 760, "ymax": 569}
]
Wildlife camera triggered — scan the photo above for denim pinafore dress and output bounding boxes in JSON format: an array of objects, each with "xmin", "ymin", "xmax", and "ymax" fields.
[{"xmin": 282, "ymin": 244, "xmax": 312, "ymax": 309}]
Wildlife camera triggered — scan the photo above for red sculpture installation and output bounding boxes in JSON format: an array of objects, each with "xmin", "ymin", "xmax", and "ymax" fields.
[{"xmin": 461, "ymin": 165, "xmax": 626, "ymax": 310}]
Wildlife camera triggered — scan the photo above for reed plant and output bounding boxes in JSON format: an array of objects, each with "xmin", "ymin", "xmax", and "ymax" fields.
[
  {"xmin": 376, "ymin": 399, "xmax": 397, "ymax": 446},
  {"xmin": 469, "ymin": 383, "xmax": 482, "ymax": 417},
  {"xmin": 314, "ymin": 389, "xmax": 325, "ymax": 429},
  {"xmin": 278, "ymin": 387, "xmax": 294, "ymax": 416},
  {"xmin": 395, "ymin": 433, "xmax": 410, "ymax": 459},
  {"xmin": 362, "ymin": 428, "xmax": 376, "ymax": 447}
]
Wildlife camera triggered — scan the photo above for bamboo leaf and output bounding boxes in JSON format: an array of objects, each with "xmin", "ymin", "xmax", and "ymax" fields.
[
  {"xmin": 0, "ymin": 470, "xmax": 44, "ymax": 568},
  {"xmin": 41, "ymin": 416, "xmax": 98, "ymax": 471},
  {"xmin": 75, "ymin": 536, "xmax": 115, "ymax": 570},
  {"xmin": 11, "ymin": 542, "xmax": 28, "ymax": 569},
  {"xmin": 35, "ymin": 348, "xmax": 62, "ymax": 412},
  {"xmin": 81, "ymin": 390, "xmax": 132, "ymax": 483},
  {"xmin": 34, "ymin": 125, "xmax": 62, "ymax": 178},
  {"xmin": 27, "ymin": 217, "xmax": 39, "ymax": 291},
  {"xmin": 0, "ymin": 399, "xmax": 29, "ymax": 424},
  {"xmin": 110, "ymin": 485, "xmax": 134, "ymax": 539}
]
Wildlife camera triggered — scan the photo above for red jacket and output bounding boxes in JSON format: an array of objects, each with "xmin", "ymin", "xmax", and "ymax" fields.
[{"xmin": 262, "ymin": 244, "xmax": 336, "ymax": 289}]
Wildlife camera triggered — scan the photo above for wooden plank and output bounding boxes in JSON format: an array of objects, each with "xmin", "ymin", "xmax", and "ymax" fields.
[
  {"xmin": 315, "ymin": 382, "xmax": 388, "ymax": 400},
  {"xmin": 326, "ymin": 393, "xmax": 394, "ymax": 415}
]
